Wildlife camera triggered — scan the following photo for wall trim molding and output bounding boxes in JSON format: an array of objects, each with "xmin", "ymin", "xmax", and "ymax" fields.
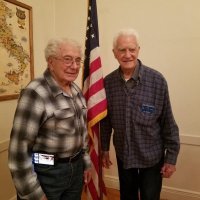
[
  {"xmin": 161, "ymin": 186, "xmax": 200, "ymax": 200},
  {"xmin": 104, "ymin": 175, "xmax": 119, "ymax": 190},
  {"xmin": 1, "ymin": 134, "xmax": 199, "ymax": 152},
  {"xmin": 0, "ymin": 139, "xmax": 9, "ymax": 153},
  {"xmin": 180, "ymin": 134, "xmax": 200, "ymax": 146},
  {"xmin": 9, "ymin": 196, "xmax": 16, "ymax": 200}
]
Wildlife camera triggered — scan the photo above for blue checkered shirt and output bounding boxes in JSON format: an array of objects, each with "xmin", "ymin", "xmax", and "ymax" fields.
[{"xmin": 100, "ymin": 60, "xmax": 180, "ymax": 169}]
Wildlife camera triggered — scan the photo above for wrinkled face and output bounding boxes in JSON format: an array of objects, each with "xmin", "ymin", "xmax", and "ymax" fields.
[
  {"xmin": 48, "ymin": 44, "xmax": 82, "ymax": 86},
  {"xmin": 113, "ymin": 35, "xmax": 140, "ymax": 73}
]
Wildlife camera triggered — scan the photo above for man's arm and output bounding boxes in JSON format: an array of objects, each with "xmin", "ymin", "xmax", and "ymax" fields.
[
  {"xmin": 160, "ymin": 81, "xmax": 180, "ymax": 171},
  {"xmin": 8, "ymin": 89, "xmax": 45, "ymax": 200}
]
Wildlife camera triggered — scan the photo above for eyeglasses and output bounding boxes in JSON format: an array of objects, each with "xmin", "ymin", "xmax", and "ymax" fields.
[
  {"xmin": 117, "ymin": 47, "xmax": 139, "ymax": 54},
  {"xmin": 54, "ymin": 56, "xmax": 83, "ymax": 66}
]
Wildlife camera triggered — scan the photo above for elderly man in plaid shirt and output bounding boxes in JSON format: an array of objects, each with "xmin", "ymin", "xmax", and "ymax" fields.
[
  {"xmin": 100, "ymin": 28, "xmax": 180, "ymax": 200},
  {"xmin": 8, "ymin": 38, "xmax": 92, "ymax": 200}
]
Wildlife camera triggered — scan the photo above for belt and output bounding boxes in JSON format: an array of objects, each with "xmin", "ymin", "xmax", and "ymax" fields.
[{"xmin": 56, "ymin": 150, "xmax": 83, "ymax": 163}]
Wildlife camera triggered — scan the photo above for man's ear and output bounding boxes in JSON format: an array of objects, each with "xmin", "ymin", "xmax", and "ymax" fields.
[
  {"xmin": 112, "ymin": 49, "xmax": 117, "ymax": 59},
  {"xmin": 48, "ymin": 57, "xmax": 53, "ymax": 65},
  {"xmin": 47, "ymin": 57, "xmax": 54, "ymax": 71}
]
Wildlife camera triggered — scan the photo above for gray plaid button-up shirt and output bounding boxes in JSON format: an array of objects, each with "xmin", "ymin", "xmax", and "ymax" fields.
[
  {"xmin": 100, "ymin": 60, "xmax": 180, "ymax": 169},
  {"xmin": 8, "ymin": 69, "xmax": 91, "ymax": 200}
]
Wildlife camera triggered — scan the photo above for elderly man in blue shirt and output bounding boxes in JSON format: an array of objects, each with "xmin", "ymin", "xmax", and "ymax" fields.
[{"xmin": 100, "ymin": 28, "xmax": 180, "ymax": 200}]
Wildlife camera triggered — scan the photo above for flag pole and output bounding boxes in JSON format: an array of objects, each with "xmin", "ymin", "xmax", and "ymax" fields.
[
  {"xmin": 82, "ymin": 0, "xmax": 107, "ymax": 199},
  {"xmin": 98, "ymin": 124, "xmax": 103, "ymax": 200}
]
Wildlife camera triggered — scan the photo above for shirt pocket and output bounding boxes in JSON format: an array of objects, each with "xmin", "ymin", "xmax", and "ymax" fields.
[
  {"xmin": 133, "ymin": 103, "xmax": 158, "ymax": 126},
  {"xmin": 54, "ymin": 108, "xmax": 75, "ymax": 134}
]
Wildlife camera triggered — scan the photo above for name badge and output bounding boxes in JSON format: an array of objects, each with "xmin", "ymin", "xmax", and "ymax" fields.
[{"xmin": 33, "ymin": 153, "xmax": 54, "ymax": 165}]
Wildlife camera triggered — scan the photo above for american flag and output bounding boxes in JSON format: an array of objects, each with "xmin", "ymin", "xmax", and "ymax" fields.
[{"xmin": 82, "ymin": 0, "xmax": 107, "ymax": 199}]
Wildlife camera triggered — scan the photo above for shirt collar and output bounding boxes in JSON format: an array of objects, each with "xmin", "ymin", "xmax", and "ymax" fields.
[
  {"xmin": 119, "ymin": 60, "xmax": 140, "ymax": 82},
  {"xmin": 132, "ymin": 62, "xmax": 140, "ymax": 81}
]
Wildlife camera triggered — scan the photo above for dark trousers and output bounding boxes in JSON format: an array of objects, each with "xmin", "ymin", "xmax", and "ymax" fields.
[
  {"xmin": 17, "ymin": 157, "xmax": 84, "ymax": 200},
  {"xmin": 117, "ymin": 157, "xmax": 163, "ymax": 200}
]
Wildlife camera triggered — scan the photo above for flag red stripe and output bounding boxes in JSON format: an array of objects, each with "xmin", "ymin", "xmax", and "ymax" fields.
[
  {"xmin": 90, "ymin": 57, "xmax": 101, "ymax": 73},
  {"xmin": 87, "ymin": 100, "xmax": 107, "ymax": 121},
  {"xmin": 88, "ymin": 179, "xmax": 99, "ymax": 200},
  {"xmin": 84, "ymin": 78, "xmax": 105, "ymax": 102},
  {"xmin": 83, "ymin": 57, "xmax": 103, "ymax": 99},
  {"xmin": 90, "ymin": 147, "xmax": 99, "ymax": 173}
]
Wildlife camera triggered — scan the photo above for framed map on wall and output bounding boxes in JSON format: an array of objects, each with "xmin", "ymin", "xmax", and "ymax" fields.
[{"xmin": 0, "ymin": 0, "xmax": 34, "ymax": 101}]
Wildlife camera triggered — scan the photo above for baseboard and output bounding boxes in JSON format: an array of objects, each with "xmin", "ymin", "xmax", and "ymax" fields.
[
  {"xmin": 161, "ymin": 186, "xmax": 200, "ymax": 200},
  {"xmin": 9, "ymin": 196, "xmax": 16, "ymax": 200},
  {"xmin": 104, "ymin": 175, "xmax": 200, "ymax": 200},
  {"xmin": 104, "ymin": 175, "xmax": 119, "ymax": 190},
  {"xmin": 0, "ymin": 139, "xmax": 9, "ymax": 153}
]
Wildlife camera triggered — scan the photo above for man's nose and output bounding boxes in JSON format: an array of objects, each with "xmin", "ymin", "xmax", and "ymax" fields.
[
  {"xmin": 70, "ymin": 61, "xmax": 79, "ymax": 69},
  {"xmin": 124, "ymin": 49, "xmax": 132, "ymax": 57}
]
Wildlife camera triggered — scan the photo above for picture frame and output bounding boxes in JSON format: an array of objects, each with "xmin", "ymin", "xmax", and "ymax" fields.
[{"xmin": 0, "ymin": 0, "xmax": 34, "ymax": 101}]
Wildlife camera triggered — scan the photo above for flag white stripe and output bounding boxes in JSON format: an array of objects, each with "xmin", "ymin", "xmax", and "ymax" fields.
[
  {"xmin": 90, "ymin": 67, "xmax": 104, "ymax": 85},
  {"xmin": 90, "ymin": 47, "xmax": 100, "ymax": 64},
  {"xmin": 87, "ymin": 89, "xmax": 106, "ymax": 109},
  {"xmin": 83, "ymin": 65, "xmax": 103, "ymax": 95}
]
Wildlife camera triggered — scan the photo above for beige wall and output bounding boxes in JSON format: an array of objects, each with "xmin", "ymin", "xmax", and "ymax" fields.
[
  {"xmin": 0, "ymin": 141, "xmax": 15, "ymax": 200},
  {"xmin": 1, "ymin": 0, "xmax": 200, "ymax": 199}
]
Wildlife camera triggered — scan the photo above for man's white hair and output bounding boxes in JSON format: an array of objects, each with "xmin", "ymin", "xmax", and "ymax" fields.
[
  {"xmin": 113, "ymin": 28, "xmax": 140, "ymax": 49},
  {"xmin": 44, "ymin": 38, "xmax": 82, "ymax": 61}
]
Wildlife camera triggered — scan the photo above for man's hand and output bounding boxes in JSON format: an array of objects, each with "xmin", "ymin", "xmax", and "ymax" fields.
[
  {"xmin": 102, "ymin": 151, "xmax": 112, "ymax": 169},
  {"xmin": 84, "ymin": 167, "xmax": 92, "ymax": 185},
  {"xmin": 41, "ymin": 195, "xmax": 48, "ymax": 200},
  {"xmin": 161, "ymin": 163, "xmax": 176, "ymax": 178}
]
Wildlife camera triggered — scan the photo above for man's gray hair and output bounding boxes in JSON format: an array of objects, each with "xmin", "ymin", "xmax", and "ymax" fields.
[
  {"xmin": 44, "ymin": 38, "xmax": 82, "ymax": 61},
  {"xmin": 113, "ymin": 28, "xmax": 140, "ymax": 49}
]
